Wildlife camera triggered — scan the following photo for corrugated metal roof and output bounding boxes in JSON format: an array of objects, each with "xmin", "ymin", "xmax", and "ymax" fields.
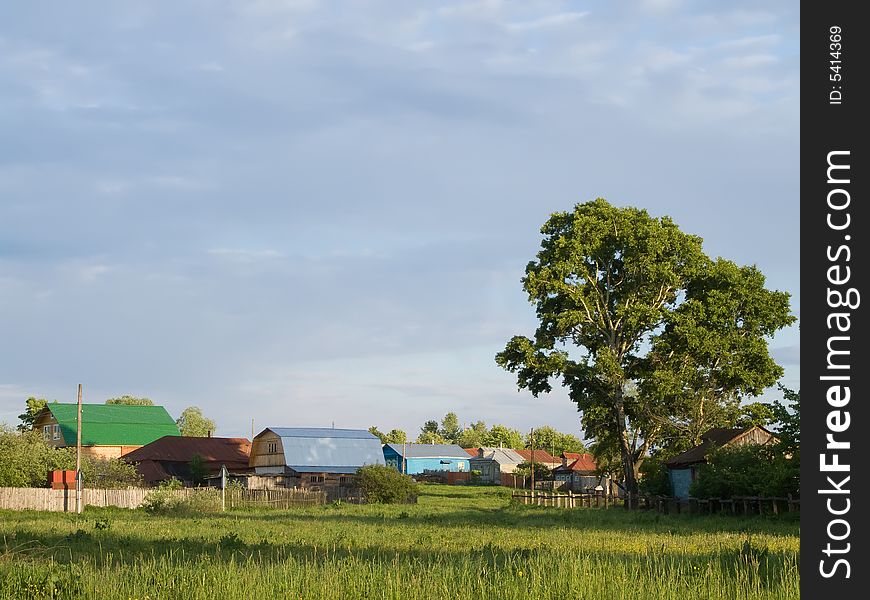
[
  {"xmin": 289, "ymin": 466, "xmax": 360, "ymax": 474},
  {"xmin": 46, "ymin": 403, "xmax": 180, "ymax": 446},
  {"xmin": 266, "ymin": 427, "xmax": 385, "ymax": 469},
  {"xmin": 474, "ymin": 447, "xmax": 525, "ymax": 465},
  {"xmin": 122, "ymin": 436, "xmax": 251, "ymax": 464},
  {"xmin": 268, "ymin": 427, "xmax": 379, "ymax": 440},
  {"xmin": 385, "ymin": 443, "xmax": 470, "ymax": 459},
  {"xmin": 665, "ymin": 427, "xmax": 775, "ymax": 467}
]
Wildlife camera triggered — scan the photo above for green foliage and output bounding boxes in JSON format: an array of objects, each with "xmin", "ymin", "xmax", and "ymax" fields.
[
  {"xmin": 525, "ymin": 426, "xmax": 585, "ymax": 456},
  {"xmin": 356, "ymin": 464, "xmax": 418, "ymax": 504},
  {"xmin": 188, "ymin": 454, "xmax": 208, "ymax": 486},
  {"xmin": 439, "ymin": 412, "xmax": 461, "ymax": 443},
  {"xmin": 416, "ymin": 420, "xmax": 446, "ymax": 444},
  {"xmin": 383, "ymin": 429, "xmax": 407, "ymax": 444},
  {"xmin": 514, "ymin": 460, "xmax": 552, "ymax": 481},
  {"xmin": 735, "ymin": 402, "xmax": 776, "ymax": 428},
  {"xmin": 16, "ymin": 397, "xmax": 48, "ymax": 432},
  {"xmin": 79, "ymin": 456, "xmax": 143, "ymax": 489},
  {"xmin": 638, "ymin": 456, "xmax": 672, "ymax": 496},
  {"xmin": 0, "ymin": 425, "xmax": 72, "ymax": 486},
  {"xmin": 496, "ymin": 199, "xmax": 795, "ymax": 494},
  {"xmin": 367, "ymin": 426, "xmax": 387, "ymax": 443},
  {"xmin": 483, "ymin": 425, "xmax": 524, "ymax": 449},
  {"xmin": 690, "ymin": 445, "xmax": 798, "ymax": 499},
  {"xmin": 772, "ymin": 385, "xmax": 800, "ymax": 457},
  {"xmin": 105, "ymin": 396, "xmax": 154, "ymax": 406},
  {"xmin": 175, "ymin": 406, "xmax": 216, "ymax": 437},
  {"xmin": 141, "ymin": 479, "xmax": 183, "ymax": 514},
  {"xmin": 457, "ymin": 421, "xmax": 488, "ymax": 448}
]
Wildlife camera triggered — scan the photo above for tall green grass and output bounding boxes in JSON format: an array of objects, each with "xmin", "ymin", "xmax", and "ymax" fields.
[{"xmin": 0, "ymin": 485, "xmax": 799, "ymax": 599}]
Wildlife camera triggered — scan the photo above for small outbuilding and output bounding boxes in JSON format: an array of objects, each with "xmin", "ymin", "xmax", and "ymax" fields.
[
  {"xmin": 382, "ymin": 443, "xmax": 470, "ymax": 475},
  {"xmin": 468, "ymin": 447, "xmax": 525, "ymax": 484},
  {"xmin": 248, "ymin": 427, "xmax": 385, "ymax": 491},
  {"xmin": 122, "ymin": 435, "xmax": 251, "ymax": 486},
  {"xmin": 665, "ymin": 426, "xmax": 779, "ymax": 500}
]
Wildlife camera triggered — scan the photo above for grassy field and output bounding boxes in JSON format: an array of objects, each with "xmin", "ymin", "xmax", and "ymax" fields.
[{"xmin": 1, "ymin": 485, "xmax": 799, "ymax": 599}]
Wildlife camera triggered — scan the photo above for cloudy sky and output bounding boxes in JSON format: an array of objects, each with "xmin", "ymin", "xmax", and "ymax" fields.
[{"xmin": 0, "ymin": 0, "xmax": 799, "ymax": 439}]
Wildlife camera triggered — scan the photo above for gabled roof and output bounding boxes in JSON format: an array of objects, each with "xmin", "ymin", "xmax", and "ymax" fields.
[
  {"xmin": 554, "ymin": 452, "xmax": 597, "ymax": 473},
  {"xmin": 122, "ymin": 436, "xmax": 251, "ymax": 466},
  {"xmin": 42, "ymin": 402, "xmax": 180, "ymax": 446},
  {"xmin": 259, "ymin": 427, "xmax": 385, "ymax": 470},
  {"xmin": 665, "ymin": 426, "xmax": 776, "ymax": 468},
  {"xmin": 463, "ymin": 448, "xmax": 479, "ymax": 457},
  {"xmin": 471, "ymin": 447, "xmax": 525, "ymax": 465},
  {"xmin": 384, "ymin": 443, "xmax": 471, "ymax": 459},
  {"xmin": 515, "ymin": 449, "xmax": 561, "ymax": 465}
]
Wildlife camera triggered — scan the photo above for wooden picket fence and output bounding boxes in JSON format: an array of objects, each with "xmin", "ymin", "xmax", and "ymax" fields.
[
  {"xmin": 0, "ymin": 486, "xmax": 326, "ymax": 512},
  {"xmin": 511, "ymin": 490, "xmax": 800, "ymax": 515}
]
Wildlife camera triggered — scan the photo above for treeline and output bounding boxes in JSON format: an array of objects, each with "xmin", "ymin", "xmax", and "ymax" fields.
[{"xmin": 368, "ymin": 412, "xmax": 586, "ymax": 457}]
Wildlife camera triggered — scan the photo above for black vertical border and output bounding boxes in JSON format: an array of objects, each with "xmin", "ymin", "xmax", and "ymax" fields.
[{"xmin": 802, "ymin": 2, "xmax": 868, "ymax": 596}]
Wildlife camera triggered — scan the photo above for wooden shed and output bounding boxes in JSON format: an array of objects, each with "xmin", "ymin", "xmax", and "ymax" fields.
[{"xmin": 665, "ymin": 426, "xmax": 779, "ymax": 500}]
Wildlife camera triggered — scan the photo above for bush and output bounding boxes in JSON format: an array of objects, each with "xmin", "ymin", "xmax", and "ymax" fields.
[
  {"xmin": 690, "ymin": 445, "xmax": 798, "ymax": 499},
  {"xmin": 638, "ymin": 456, "xmax": 672, "ymax": 496},
  {"xmin": 357, "ymin": 465, "xmax": 418, "ymax": 504}
]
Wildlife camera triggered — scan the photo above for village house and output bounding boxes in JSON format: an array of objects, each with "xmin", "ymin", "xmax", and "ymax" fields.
[
  {"xmin": 665, "ymin": 426, "xmax": 779, "ymax": 500},
  {"xmin": 33, "ymin": 402, "xmax": 180, "ymax": 459},
  {"xmin": 382, "ymin": 443, "xmax": 470, "ymax": 475},
  {"xmin": 467, "ymin": 447, "xmax": 524, "ymax": 484},
  {"xmin": 515, "ymin": 448, "xmax": 562, "ymax": 471},
  {"xmin": 553, "ymin": 452, "xmax": 605, "ymax": 492},
  {"xmin": 248, "ymin": 427, "xmax": 384, "ymax": 492},
  {"xmin": 121, "ymin": 435, "xmax": 251, "ymax": 486}
]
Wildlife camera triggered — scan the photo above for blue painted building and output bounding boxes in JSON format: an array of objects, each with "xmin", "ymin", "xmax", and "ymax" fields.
[{"xmin": 383, "ymin": 443, "xmax": 470, "ymax": 475}]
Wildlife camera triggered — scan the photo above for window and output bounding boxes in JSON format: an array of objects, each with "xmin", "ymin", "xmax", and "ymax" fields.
[
  {"xmin": 267, "ymin": 441, "xmax": 278, "ymax": 453},
  {"xmin": 43, "ymin": 425, "xmax": 51, "ymax": 441},
  {"xmin": 310, "ymin": 475, "xmax": 324, "ymax": 484},
  {"xmin": 52, "ymin": 425, "xmax": 60, "ymax": 441},
  {"xmin": 339, "ymin": 476, "xmax": 352, "ymax": 486}
]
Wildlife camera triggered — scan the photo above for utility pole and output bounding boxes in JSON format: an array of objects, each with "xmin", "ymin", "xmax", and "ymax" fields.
[
  {"xmin": 75, "ymin": 384, "xmax": 83, "ymax": 514},
  {"xmin": 530, "ymin": 427, "xmax": 535, "ymax": 500},
  {"xmin": 402, "ymin": 441, "xmax": 407, "ymax": 475}
]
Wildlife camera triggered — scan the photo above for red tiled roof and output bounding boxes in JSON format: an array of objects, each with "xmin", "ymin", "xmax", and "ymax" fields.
[
  {"xmin": 463, "ymin": 448, "xmax": 479, "ymax": 457},
  {"xmin": 554, "ymin": 452, "xmax": 597, "ymax": 473},
  {"xmin": 122, "ymin": 435, "xmax": 251, "ymax": 465},
  {"xmin": 515, "ymin": 449, "xmax": 560, "ymax": 464}
]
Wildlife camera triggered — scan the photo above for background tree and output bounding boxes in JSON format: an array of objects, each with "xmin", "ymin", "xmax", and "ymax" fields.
[
  {"xmin": 772, "ymin": 384, "xmax": 800, "ymax": 458},
  {"xmin": 416, "ymin": 420, "xmax": 446, "ymax": 444},
  {"xmin": 525, "ymin": 426, "xmax": 585, "ymax": 457},
  {"xmin": 735, "ymin": 402, "xmax": 777, "ymax": 428},
  {"xmin": 514, "ymin": 460, "xmax": 552, "ymax": 482},
  {"xmin": 106, "ymin": 396, "xmax": 154, "ymax": 406},
  {"xmin": 640, "ymin": 259, "xmax": 794, "ymax": 454},
  {"xmin": 496, "ymin": 199, "xmax": 793, "ymax": 496},
  {"xmin": 17, "ymin": 397, "xmax": 48, "ymax": 432},
  {"xmin": 368, "ymin": 426, "xmax": 387, "ymax": 443},
  {"xmin": 457, "ymin": 421, "xmax": 488, "ymax": 448},
  {"xmin": 384, "ymin": 429, "xmax": 407, "ymax": 444},
  {"xmin": 175, "ymin": 406, "xmax": 216, "ymax": 437},
  {"xmin": 439, "ymin": 412, "xmax": 461, "ymax": 443},
  {"xmin": 483, "ymin": 425, "xmax": 523, "ymax": 449},
  {"xmin": 0, "ymin": 424, "xmax": 70, "ymax": 486}
]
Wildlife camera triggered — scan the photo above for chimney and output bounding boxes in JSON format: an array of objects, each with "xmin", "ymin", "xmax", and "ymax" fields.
[
  {"xmin": 562, "ymin": 453, "xmax": 568, "ymax": 468},
  {"xmin": 478, "ymin": 447, "xmax": 484, "ymax": 459},
  {"xmin": 207, "ymin": 430, "xmax": 211, "ymax": 438}
]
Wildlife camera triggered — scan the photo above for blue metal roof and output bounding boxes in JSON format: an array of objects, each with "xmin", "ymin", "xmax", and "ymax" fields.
[
  {"xmin": 265, "ymin": 427, "xmax": 385, "ymax": 469},
  {"xmin": 268, "ymin": 427, "xmax": 379, "ymax": 440},
  {"xmin": 385, "ymin": 443, "xmax": 471, "ymax": 459},
  {"xmin": 289, "ymin": 466, "xmax": 360, "ymax": 474}
]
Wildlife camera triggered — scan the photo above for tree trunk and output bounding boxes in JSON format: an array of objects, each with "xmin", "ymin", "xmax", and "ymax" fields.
[{"xmin": 613, "ymin": 388, "xmax": 638, "ymax": 507}]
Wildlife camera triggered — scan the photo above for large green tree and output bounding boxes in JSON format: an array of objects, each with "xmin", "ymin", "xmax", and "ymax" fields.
[
  {"xmin": 526, "ymin": 426, "xmax": 585, "ymax": 457},
  {"xmin": 483, "ymin": 425, "xmax": 524, "ymax": 449},
  {"xmin": 17, "ymin": 397, "xmax": 48, "ymax": 432},
  {"xmin": 457, "ymin": 421, "xmax": 488, "ymax": 449},
  {"xmin": 496, "ymin": 199, "xmax": 793, "ymax": 496},
  {"xmin": 106, "ymin": 396, "xmax": 154, "ymax": 406},
  {"xmin": 439, "ymin": 412, "xmax": 461, "ymax": 443},
  {"xmin": 384, "ymin": 429, "xmax": 408, "ymax": 444},
  {"xmin": 175, "ymin": 406, "xmax": 216, "ymax": 437}
]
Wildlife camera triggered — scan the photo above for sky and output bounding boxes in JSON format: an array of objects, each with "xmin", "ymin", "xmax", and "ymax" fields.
[{"xmin": 0, "ymin": 0, "xmax": 799, "ymax": 440}]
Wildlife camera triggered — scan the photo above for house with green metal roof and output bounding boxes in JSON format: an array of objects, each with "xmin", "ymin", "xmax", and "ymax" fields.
[{"xmin": 34, "ymin": 402, "xmax": 181, "ymax": 459}]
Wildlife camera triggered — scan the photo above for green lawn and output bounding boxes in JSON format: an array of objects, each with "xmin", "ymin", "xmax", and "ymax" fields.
[{"xmin": 0, "ymin": 485, "xmax": 799, "ymax": 599}]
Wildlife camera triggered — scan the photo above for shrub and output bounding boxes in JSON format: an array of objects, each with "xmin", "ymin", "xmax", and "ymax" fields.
[
  {"xmin": 356, "ymin": 465, "xmax": 418, "ymax": 504},
  {"xmin": 690, "ymin": 444, "xmax": 798, "ymax": 499},
  {"xmin": 638, "ymin": 456, "xmax": 672, "ymax": 496}
]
